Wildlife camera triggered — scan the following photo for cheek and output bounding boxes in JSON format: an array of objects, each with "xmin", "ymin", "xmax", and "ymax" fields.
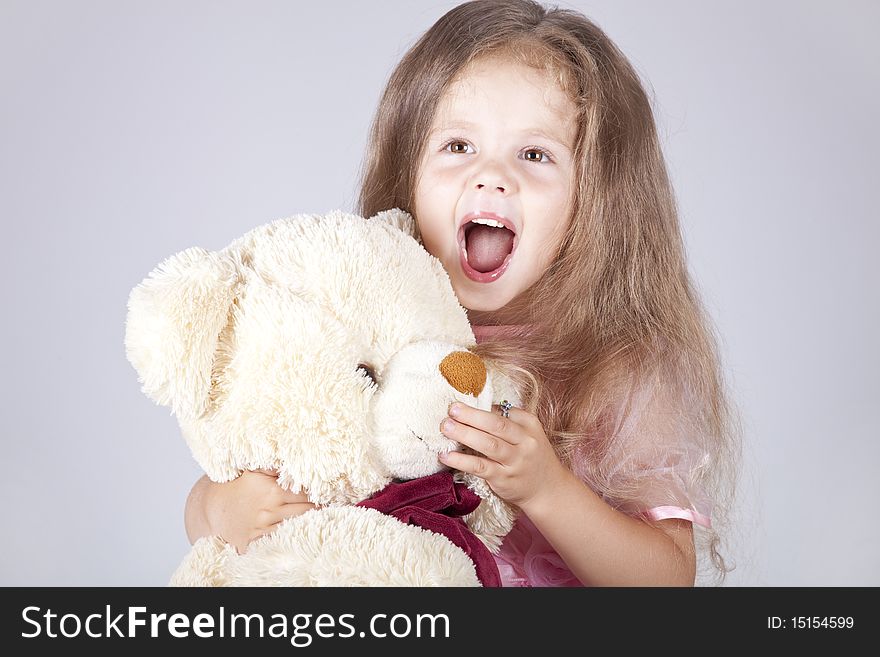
[
  {"xmin": 540, "ymin": 172, "xmax": 572, "ymax": 210},
  {"xmin": 417, "ymin": 160, "xmax": 462, "ymax": 197},
  {"xmin": 418, "ymin": 228, "xmax": 443, "ymax": 260},
  {"xmin": 414, "ymin": 169, "xmax": 457, "ymax": 249},
  {"xmin": 414, "ymin": 165, "xmax": 449, "ymax": 216},
  {"xmin": 523, "ymin": 162, "xmax": 570, "ymax": 202},
  {"xmin": 546, "ymin": 209, "xmax": 572, "ymax": 256},
  {"xmin": 411, "ymin": 208, "xmax": 445, "ymax": 260},
  {"xmin": 524, "ymin": 189, "xmax": 571, "ymax": 262}
]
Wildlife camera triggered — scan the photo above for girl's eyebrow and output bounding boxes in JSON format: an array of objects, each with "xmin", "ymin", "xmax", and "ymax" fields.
[
  {"xmin": 434, "ymin": 119, "xmax": 476, "ymax": 130},
  {"xmin": 430, "ymin": 122, "xmax": 572, "ymax": 150},
  {"xmin": 524, "ymin": 129, "xmax": 572, "ymax": 151}
]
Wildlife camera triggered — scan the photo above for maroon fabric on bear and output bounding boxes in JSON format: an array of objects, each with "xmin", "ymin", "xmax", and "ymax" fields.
[{"xmin": 356, "ymin": 471, "xmax": 501, "ymax": 587}]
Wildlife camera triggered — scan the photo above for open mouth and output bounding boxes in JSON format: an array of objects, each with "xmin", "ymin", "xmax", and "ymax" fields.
[{"xmin": 457, "ymin": 213, "xmax": 518, "ymax": 283}]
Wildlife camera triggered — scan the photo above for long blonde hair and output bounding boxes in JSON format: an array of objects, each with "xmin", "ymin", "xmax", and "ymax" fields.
[{"xmin": 357, "ymin": 0, "xmax": 740, "ymax": 584}]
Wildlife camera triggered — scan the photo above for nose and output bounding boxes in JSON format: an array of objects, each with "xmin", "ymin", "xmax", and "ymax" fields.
[
  {"xmin": 476, "ymin": 181, "xmax": 506, "ymax": 193},
  {"xmin": 439, "ymin": 351, "xmax": 487, "ymax": 397},
  {"xmin": 472, "ymin": 159, "xmax": 512, "ymax": 195}
]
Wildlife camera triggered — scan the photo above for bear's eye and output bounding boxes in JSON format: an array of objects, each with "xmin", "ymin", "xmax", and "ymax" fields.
[{"xmin": 357, "ymin": 363, "xmax": 378, "ymax": 387}]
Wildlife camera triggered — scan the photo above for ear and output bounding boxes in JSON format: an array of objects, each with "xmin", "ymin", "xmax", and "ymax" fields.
[
  {"xmin": 369, "ymin": 208, "xmax": 420, "ymax": 242},
  {"xmin": 490, "ymin": 369, "xmax": 523, "ymax": 409},
  {"xmin": 125, "ymin": 246, "xmax": 241, "ymax": 420}
]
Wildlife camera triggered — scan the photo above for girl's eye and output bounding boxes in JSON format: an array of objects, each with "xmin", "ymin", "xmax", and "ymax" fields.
[
  {"xmin": 440, "ymin": 140, "xmax": 554, "ymax": 163},
  {"xmin": 523, "ymin": 148, "xmax": 553, "ymax": 164},
  {"xmin": 443, "ymin": 140, "xmax": 473, "ymax": 154}
]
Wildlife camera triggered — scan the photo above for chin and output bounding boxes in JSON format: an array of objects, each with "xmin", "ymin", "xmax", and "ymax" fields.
[
  {"xmin": 455, "ymin": 288, "xmax": 511, "ymax": 313},
  {"xmin": 456, "ymin": 276, "xmax": 521, "ymax": 311}
]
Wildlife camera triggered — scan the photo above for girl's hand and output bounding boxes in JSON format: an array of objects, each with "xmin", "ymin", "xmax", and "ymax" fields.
[
  {"xmin": 438, "ymin": 402, "xmax": 571, "ymax": 510},
  {"xmin": 186, "ymin": 470, "xmax": 317, "ymax": 554}
]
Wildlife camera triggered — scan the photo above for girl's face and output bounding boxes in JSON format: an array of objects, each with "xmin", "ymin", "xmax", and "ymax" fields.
[{"xmin": 414, "ymin": 54, "xmax": 576, "ymax": 322}]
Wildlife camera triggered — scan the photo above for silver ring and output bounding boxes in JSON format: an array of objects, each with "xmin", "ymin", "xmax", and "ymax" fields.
[{"xmin": 499, "ymin": 399, "xmax": 512, "ymax": 418}]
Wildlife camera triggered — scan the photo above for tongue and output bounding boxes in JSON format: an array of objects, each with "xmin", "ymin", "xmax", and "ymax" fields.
[{"xmin": 465, "ymin": 225, "xmax": 515, "ymax": 273}]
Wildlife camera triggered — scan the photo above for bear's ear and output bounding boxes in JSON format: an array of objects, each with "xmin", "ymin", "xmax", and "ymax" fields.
[
  {"xmin": 125, "ymin": 246, "xmax": 241, "ymax": 420},
  {"xmin": 369, "ymin": 208, "xmax": 420, "ymax": 242},
  {"xmin": 490, "ymin": 369, "xmax": 523, "ymax": 409}
]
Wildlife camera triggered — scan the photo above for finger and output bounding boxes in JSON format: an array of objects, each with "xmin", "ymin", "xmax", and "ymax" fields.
[
  {"xmin": 263, "ymin": 503, "xmax": 316, "ymax": 525},
  {"xmin": 490, "ymin": 403, "xmax": 533, "ymax": 426},
  {"xmin": 447, "ymin": 402, "xmax": 522, "ymax": 444},
  {"xmin": 243, "ymin": 525, "xmax": 276, "ymax": 551},
  {"xmin": 438, "ymin": 450, "xmax": 497, "ymax": 479},
  {"xmin": 257, "ymin": 509, "xmax": 315, "ymax": 540},
  {"xmin": 278, "ymin": 502, "xmax": 317, "ymax": 519},
  {"xmin": 243, "ymin": 525, "xmax": 278, "ymax": 552},
  {"xmin": 441, "ymin": 418, "xmax": 511, "ymax": 464},
  {"xmin": 278, "ymin": 489, "xmax": 312, "ymax": 504},
  {"xmin": 491, "ymin": 403, "xmax": 545, "ymax": 439}
]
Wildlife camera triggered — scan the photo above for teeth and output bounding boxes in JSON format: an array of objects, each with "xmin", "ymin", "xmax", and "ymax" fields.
[{"xmin": 470, "ymin": 218, "xmax": 505, "ymax": 228}]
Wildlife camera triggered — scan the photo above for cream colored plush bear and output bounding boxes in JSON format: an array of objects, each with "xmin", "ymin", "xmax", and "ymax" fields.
[{"xmin": 125, "ymin": 208, "xmax": 518, "ymax": 586}]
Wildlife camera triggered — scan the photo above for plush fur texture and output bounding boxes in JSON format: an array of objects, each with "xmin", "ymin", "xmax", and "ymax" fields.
[{"xmin": 125, "ymin": 209, "xmax": 519, "ymax": 586}]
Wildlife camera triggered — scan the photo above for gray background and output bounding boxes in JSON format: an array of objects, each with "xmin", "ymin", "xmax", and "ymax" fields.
[{"xmin": 2, "ymin": 0, "xmax": 876, "ymax": 586}]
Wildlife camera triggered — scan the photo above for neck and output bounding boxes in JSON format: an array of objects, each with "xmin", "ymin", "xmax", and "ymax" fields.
[
  {"xmin": 466, "ymin": 297, "xmax": 531, "ymax": 327},
  {"xmin": 466, "ymin": 308, "xmax": 516, "ymax": 327}
]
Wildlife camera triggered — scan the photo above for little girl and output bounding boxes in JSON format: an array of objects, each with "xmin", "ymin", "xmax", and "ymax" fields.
[{"xmin": 185, "ymin": 0, "xmax": 739, "ymax": 586}]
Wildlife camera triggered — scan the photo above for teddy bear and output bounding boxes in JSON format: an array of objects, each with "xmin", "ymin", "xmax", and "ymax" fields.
[{"xmin": 124, "ymin": 208, "xmax": 518, "ymax": 586}]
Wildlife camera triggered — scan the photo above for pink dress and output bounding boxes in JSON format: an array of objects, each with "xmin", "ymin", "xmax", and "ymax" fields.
[{"xmin": 471, "ymin": 324, "xmax": 712, "ymax": 587}]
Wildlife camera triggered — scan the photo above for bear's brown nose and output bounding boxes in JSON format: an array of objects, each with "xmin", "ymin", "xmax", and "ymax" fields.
[{"xmin": 439, "ymin": 350, "xmax": 486, "ymax": 397}]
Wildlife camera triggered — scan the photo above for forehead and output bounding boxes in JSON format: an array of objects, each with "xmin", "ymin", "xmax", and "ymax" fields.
[{"xmin": 432, "ymin": 55, "xmax": 576, "ymax": 143}]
